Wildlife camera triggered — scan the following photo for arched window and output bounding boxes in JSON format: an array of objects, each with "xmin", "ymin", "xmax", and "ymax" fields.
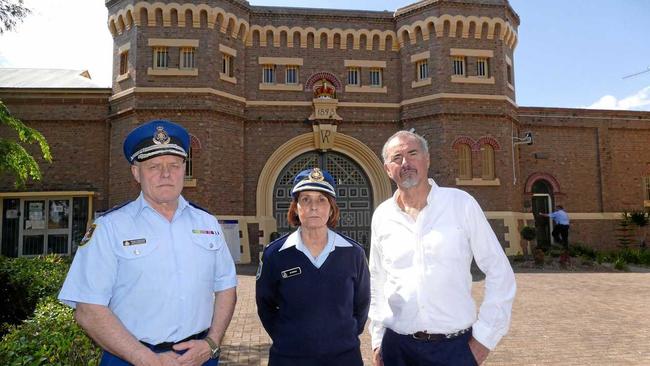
[
  {"xmin": 481, "ymin": 144, "xmax": 495, "ymax": 179},
  {"xmin": 458, "ymin": 144, "xmax": 472, "ymax": 179}
]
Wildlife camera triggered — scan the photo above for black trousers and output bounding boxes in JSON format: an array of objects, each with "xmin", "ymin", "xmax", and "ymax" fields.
[{"xmin": 552, "ymin": 224, "xmax": 570, "ymax": 248}]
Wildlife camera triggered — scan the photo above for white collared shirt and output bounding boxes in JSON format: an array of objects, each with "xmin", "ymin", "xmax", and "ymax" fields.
[
  {"xmin": 368, "ymin": 179, "xmax": 516, "ymax": 350},
  {"xmin": 280, "ymin": 228, "xmax": 352, "ymax": 268}
]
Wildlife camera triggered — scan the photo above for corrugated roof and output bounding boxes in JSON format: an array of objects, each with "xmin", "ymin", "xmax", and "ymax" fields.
[{"xmin": 0, "ymin": 68, "xmax": 107, "ymax": 88}]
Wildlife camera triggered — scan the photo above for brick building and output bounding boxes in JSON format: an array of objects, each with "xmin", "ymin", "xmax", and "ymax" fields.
[{"xmin": 1, "ymin": 0, "xmax": 649, "ymax": 261}]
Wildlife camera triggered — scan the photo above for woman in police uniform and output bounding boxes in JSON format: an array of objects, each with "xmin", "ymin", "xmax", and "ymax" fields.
[{"xmin": 256, "ymin": 168, "xmax": 370, "ymax": 366}]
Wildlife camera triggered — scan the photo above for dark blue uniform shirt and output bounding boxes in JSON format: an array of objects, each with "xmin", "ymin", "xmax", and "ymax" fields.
[{"xmin": 256, "ymin": 229, "xmax": 370, "ymax": 358}]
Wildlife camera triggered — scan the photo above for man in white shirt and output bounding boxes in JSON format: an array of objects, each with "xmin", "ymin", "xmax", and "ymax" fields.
[{"xmin": 368, "ymin": 131, "xmax": 516, "ymax": 366}]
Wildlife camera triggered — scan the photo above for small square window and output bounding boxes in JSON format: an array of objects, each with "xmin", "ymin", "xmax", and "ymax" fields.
[
  {"xmin": 222, "ymin": 54, "xmax": 234, "ymax": 77},
  {"xmin": 369, "ymin": 68, "xmax": 382, "ymax": 87},
  {"xmin": 476, "ymin": 57, "xmax": 489, "ymax": 78},
  {"xmin": 286, "ymin": 65, "xmax": 298, "ymax": 84},
  {"xmin": 153, "ymin": 47, "xmax": 168, "ymax": 69},
  {"xmin": 347, "ymin": 68, "xmax": 360, "ymax": 86},
  {"xmin": 180, "ymin": 47, "xmax": 195, "ymax": 69},
  {"xmin": 452, "ymin": 56, "xmax": 465, "ymax": 76},
  {"xmin": 262, "ymin": 65, "xmax": 275, "ymax": 84},
  {"xmin": 416, "ymin": 59, "xmax": 428, "ymax": 81}
]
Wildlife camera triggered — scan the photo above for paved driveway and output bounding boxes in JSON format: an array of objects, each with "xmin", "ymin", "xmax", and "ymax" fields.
[{"xmin": 220, "ymin": 267, "xmax": 650, "ymax": 365}]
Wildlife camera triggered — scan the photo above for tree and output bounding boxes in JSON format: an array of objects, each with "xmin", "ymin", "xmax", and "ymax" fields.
[
  {"xmin": 0, "ymin": 100, "xmax": 52, "ymax": 187},
  {"xmin": 0, "ymin": 0, "xmax": 30, "ymax": 34}
]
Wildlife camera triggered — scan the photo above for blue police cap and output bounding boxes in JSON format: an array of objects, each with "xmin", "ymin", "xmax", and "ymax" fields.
[
  {"xmin": 123, "ymin": 120, "xmax": 190, "ymax": 164},
  {"xmin": 291, "ymin": 168, "xmax": 336, "ymax": 199}
]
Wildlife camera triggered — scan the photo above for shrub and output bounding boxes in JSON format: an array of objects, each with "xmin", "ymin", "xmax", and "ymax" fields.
[
  {"xmin": 0, "ymin": 255, "xmax": 70, "ymax": 332},
  {"xmin": 0, "ymin": 296, "xmax": 101, "ymax": 365},
  {"xmin": 613, "ymin": 257, "xmax": 628, "ymax": 271},
  {"xmin": 520, "ymin": 226, "xmax": 536, "ymax": 241}
]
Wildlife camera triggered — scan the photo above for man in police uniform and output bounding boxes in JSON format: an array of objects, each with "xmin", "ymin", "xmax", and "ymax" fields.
[{"xmin": 59, "ymin": 120, "xmax": 237, "ymax": 366}]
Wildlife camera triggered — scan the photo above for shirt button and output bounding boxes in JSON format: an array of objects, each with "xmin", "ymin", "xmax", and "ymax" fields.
[
  {"xmin": 209, "ymin": 243, "xmax": 214, "ymax": 248},
  {"xmin": 134, "ymin": 249, "xmax": 140, "ymax": 255}
]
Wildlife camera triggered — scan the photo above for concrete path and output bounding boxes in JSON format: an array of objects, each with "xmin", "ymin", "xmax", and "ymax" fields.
[{"xmin": 220, "ymin": 266, "xmax": 650, "ymax": 365}]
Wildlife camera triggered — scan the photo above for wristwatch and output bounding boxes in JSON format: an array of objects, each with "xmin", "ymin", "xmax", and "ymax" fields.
[{"xmin": 204, "ymin": 336, "xmax": 221, "ymax": 359}]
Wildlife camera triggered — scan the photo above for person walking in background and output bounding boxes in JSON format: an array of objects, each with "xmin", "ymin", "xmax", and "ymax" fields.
[
  {"xmin": 59, "ymin": 120, "xmax": 237, "ymax": 365},
  {"xmin": 256, "ymin": 167, "xmax": 370, "ymax": 366},
  {"xmin": 368, "ymin": 130, "xmax": 516, "ymax": 366},
  {"xmin": 541, "ymin": 205, "xmax": 570, "ymax": 249}
]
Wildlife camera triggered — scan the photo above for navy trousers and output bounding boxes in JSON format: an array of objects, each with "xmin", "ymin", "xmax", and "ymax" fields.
[
  {"xmin": 268, "ymin": 346, "xmax": 363, "ymax": 366},
  {"xmin": 381, "ymin": 328, "xmax": 477, "ymax": 366}
]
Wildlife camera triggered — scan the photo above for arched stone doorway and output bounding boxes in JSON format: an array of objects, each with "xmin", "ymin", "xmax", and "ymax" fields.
[
  {"xmin": 526, "ymin": 172, "xmax": 562, "ymax": 248},
  {"xmin": 255, "ymin": 130, "xmax": 392, "ymax": 255},
  {"xmin": 273, "ymin": 151, "xmax": 373, "ymax": 252}
]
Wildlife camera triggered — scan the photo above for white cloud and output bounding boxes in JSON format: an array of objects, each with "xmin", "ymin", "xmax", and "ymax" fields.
[
  {"xmin": 0, "ymin": 0, "xmax": 113, "ymax": 86},
  {"xmin": 586, "ymin": 86, "xmax": 650, "ymax": 111}
]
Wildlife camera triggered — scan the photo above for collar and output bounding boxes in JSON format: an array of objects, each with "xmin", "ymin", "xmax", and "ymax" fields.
[
  {"xmin": 279, "ymin": 228, "xmax": 352, "ymax": 252},
  {"xmin": 390, "ymin": 178, "xmax": 439, "ymax": 211},
  {"xmin": 133, "ymin": 192, "xmax": 188, "ymax": 218}
]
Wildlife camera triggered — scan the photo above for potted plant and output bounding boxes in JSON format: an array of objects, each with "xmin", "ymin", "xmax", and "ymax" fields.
[{"xmin": 520, "ymin": 226, "xmax": 536, "ymax": 257}]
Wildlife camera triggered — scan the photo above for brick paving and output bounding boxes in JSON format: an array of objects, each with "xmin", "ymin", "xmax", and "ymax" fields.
[{"xmin": 220, "ymin": 266, "xmax": 650, "ymax": 365}]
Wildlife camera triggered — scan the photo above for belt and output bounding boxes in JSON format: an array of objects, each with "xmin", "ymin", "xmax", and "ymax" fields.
[
  {"xmin": 411, "ymin": 327, "xmax": 472, "ymax": 342},
  {"xmin": 141, "ymin": 329, "xmax": 208, "ymax": 353}
]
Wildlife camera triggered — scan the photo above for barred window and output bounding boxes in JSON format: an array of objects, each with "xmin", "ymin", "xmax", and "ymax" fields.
[
  {"xmin": 286, "ymin": 65, "xmax": 298, "ymax": 84},
  {"xmin": 185, "ymin": 147, "xmax": 193, "ymax": 178},
  {"xmin": 369, "ymin": 68, "xmax": 382, "ymax": 87},
  {"xmin": 481, "ymin": 144, "xmax": 495, "ymax": 180},
  {"xmin": 452, "ymin": 56, "xmax": 465, "ymax": 76},
  {"xmin": 458, "ymin": 144, "xmax": 472, "ymax": 179},
  {"xmin": 477, "ymin": 57, "xmax": 489, "ymax": 78},
  {"xmin": 222, "ymin": 54, "xmax": 234, "ymax": 77},
  {"xmin": 153, "ymin": 47, "xmax": 168, "ymax": 69},
  {"xmin": 262, "ymin": 65, "xmax": 275, "ymax": 84},
  {"xmin": 180, "ymin": 47, "xmax": 195, "ymax": 69},
  {"xmin": 644, "ymin": 176, "xmax": 650, "ymax": 200},
  {"xmin": 416, "ymin": 60, "xmax": 428, "ymax": 81},
  {"xmin": 119, "ymin": 51, "xmax": 128, "ymax": 75},
  {"xmin": 347, "ymin": 67, "xmax": 359, "ymax": 86}
]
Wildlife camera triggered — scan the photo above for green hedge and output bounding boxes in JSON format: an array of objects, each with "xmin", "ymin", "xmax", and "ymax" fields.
[
  {"xmin": 0, "ymin": 255, "xmax": 70, "ymax": 329},
  {"xmin": 0, "ymin": 256, "xmax": 101, "ymax": 365},
  {"xmin": 0, "ymin": 296, "xmax": 101, "ymax": 365}
]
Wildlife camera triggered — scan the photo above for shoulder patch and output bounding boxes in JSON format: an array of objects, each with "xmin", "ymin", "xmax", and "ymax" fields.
[
  {"xmin": 79, "ymin": 224, "xmax": 97, "ymax": 247},
  {"xmin": 189, "ymin": 201, "xmax": 213, "ymax": 215}
]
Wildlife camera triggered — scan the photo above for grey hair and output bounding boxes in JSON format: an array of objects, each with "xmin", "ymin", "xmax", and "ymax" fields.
[{"xmin": 381, "ymin": 130, "xmax": 429, "ymax": 162}]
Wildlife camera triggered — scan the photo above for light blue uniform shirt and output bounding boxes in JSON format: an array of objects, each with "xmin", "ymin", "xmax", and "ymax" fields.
[
  {"xmin": 280, "ymin": 228, "xmax": 352, "ymax": 268},
  {"xmin": 58, "ymin": 193, "xmax": 237, "ymax": 344},
  {"xmin": 549, "ymin": 210, "xmax": 570, "ymax": 225}
]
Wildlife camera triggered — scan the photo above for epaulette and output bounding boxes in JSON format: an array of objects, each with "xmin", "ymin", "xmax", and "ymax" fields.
[
  {"xmin": 189, "ymin": 201, "xmax": 213, "ymax": 215},
  {"xmin": 97, "ymin": 200, "xmax": 132, "ymax": 217},
  {"xmin": 263, "ymin": 231, "xmax": 292, "ymax": 252}
]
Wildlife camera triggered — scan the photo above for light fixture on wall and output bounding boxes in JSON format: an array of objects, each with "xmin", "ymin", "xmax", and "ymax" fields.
[{"xmin": 513, "ymin": 131, "xmax": 533, "ymax": 145}]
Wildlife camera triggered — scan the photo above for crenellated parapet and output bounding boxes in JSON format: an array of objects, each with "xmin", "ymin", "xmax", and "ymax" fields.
[
  {"xmin": 107, "ymin": 1, "xmax": 517, "ymax": 51},
  {"xmin": 108, "ymin": 2, "xmax": 250, "ymax": 41},
  {"xmin": 396, "ymin": 14, "xmax": 517, "ymax": 48}
]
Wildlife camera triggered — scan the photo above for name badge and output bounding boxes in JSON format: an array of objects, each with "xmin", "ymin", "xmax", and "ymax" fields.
[
  {"xmin": 281, "ymin": 267, "xmax": 302, "ymax": 278},
  {"xmin": 123, "ymin": 238, "xmax": 146, "ymax": 246}
]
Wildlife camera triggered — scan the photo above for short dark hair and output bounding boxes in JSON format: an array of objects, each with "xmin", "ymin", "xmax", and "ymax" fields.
[{"xmin": 287, "ymin": 193, "xmax": 340, "ymax": 228}]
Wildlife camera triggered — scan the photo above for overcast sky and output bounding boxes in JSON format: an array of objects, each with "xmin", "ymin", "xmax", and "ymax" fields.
[{"xmin": 0, "ymin": 0, "xmax": 648, "ymax": 111}]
